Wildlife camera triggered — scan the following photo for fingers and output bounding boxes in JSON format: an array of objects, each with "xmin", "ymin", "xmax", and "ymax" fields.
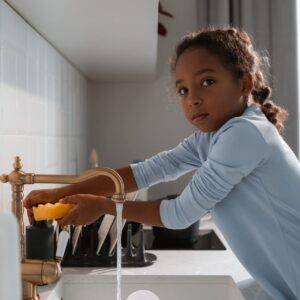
[
  {"xmin": 23, "ymin": 190, "xmax": 46, "ymax": 208},
  {"xmin": 23, "ymin": 192, "xmax": 33, "ymax": 209},
  {"xmin": 24, "ymin": 188, "xmax": 57, "ymax": 209},
  {"xmin": 57, "ymin": 201, "xmax": 79, "ymax": 227},
  {"xmin": 57, "ymin": 208, "xmax": 78, "ymax": 227},
  {"xmin": 24, "ymin": 191, "xmax": 45, "ymax": 224},
  {"xmin": 27, "ymin": 208, "xmax": 33, "ymax": 225},
  {"xmin": 24, "ymin": 191, "xmax": 41, "ymax": 207},
  {"xmin": 57, "ymin": 217, "xmax": 70, "ymax": 227}
]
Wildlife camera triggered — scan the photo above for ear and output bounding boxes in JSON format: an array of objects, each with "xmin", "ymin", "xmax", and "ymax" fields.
[{"xmin": 241, "ymin": 73, "xmax": 253, "ymax": 96}]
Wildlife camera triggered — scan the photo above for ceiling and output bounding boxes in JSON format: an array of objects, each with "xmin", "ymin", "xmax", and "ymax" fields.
[{"xmin": 5, "ymin": 0, "xmax": 159, "ymax": 82}]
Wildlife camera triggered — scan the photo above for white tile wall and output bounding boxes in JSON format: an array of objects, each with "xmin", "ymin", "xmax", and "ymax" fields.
[{"xmin": 0, "ymin": 1, "xmax": 89, "ymax": 217}]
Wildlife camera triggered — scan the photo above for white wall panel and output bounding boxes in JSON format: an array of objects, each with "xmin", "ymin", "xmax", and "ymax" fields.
[{"xmin": 0, "ymin": 0, "xmax": 89, "ymax": 222}]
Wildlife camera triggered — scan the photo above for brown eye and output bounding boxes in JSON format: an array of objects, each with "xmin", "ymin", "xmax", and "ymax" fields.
[
  {"xmin": 202, "ymin": 79, "xmax": 215, "ymax": 87},
  {"xmin": 178, "ymin": 87, "xmax": 188, "ymax": 96}
]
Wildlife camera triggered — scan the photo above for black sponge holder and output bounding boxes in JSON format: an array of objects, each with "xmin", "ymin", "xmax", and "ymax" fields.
[{"xmin": 61, "ymin": 221, "xmax": 157, "ymax": 267}]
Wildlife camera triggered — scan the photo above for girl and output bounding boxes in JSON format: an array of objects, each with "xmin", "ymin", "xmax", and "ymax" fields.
[{"xmin": 24, "ymin": 27, "xmax": 300, "ymax": 300}]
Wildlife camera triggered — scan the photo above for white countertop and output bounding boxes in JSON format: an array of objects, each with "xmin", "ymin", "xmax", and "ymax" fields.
[{"xmin": 39, "ymin": 218, "xmax": 252, "ymax": 299}]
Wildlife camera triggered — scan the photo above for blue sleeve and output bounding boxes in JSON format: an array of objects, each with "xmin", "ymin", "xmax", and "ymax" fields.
[
  {"xmin": 160, "ymin": 121, "xmax": 268, "ymax": 229},
  {"xmin": 130, "ymin": 133, "xmax": 207, "ymax": 189}
]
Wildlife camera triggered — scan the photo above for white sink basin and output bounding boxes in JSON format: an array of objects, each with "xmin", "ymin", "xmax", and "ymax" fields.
[
  {"xmin": 0, "ymin": 212, "xmax": 21, "ymax": 300},
  {"xmin": 62, "ymin": 274, "xmax": 245, "ymax": 300}
]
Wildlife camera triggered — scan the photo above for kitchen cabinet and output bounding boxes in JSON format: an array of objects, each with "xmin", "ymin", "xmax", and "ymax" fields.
[{"xmin": 4, "ymin": 0, "xmax": 159, "ymax": 81}]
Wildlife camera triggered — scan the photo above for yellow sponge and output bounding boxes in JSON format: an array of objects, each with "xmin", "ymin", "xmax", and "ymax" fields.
[{"xmin": 33, "ymin": 203, "xmax": 75, "ymax": 221}]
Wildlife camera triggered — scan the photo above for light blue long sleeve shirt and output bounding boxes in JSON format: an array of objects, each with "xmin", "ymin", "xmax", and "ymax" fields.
[{"xmin": 131, "ymin": 104, "xmax": 300, "ymax": 300}]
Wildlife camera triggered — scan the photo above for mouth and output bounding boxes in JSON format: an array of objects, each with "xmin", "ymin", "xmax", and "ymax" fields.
[{"xmin": 191, "ymin": 112, "xmax": 209, "ymax": 122}]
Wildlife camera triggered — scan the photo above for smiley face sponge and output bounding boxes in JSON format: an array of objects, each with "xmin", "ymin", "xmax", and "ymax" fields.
[{"xmin": 33, "ymin": 203, "xmax": 75, "ymax": 221}]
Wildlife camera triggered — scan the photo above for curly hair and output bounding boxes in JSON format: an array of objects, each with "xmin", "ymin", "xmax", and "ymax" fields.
[{"xmin": 171, "ymin": 26, "xmax": 288, "ymax": 134}]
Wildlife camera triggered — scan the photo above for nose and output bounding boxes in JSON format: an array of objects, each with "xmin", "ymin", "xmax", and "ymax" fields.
[{"xmin": 187, "ymin": 90, "xmax": 202, "ymax": 106}]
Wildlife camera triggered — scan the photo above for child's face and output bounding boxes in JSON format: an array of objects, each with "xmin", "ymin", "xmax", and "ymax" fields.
[{"xmin": 175, "ymin": 47, "xmax": 250, "ymax": 132}]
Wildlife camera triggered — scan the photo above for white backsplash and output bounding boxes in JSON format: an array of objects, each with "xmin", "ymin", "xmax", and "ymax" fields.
[{"xmin": 0, "ymin": 1, "xmax": 88, "ymax": 217}]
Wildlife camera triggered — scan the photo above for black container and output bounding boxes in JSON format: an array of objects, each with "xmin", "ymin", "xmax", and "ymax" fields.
[
  {"xmin": 152, "ymin": 194, "xmax": 200, "ymax": 243},
  {"xmin": 61, "ymin": 220, "xmax": 157, "ymax": 267},
  {"xmin": 26, "ymin": 220, "xmax": 55, "ymax": 260}
]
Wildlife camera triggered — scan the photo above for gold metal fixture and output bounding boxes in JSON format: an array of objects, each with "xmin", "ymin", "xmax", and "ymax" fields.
[{"xmin": 0, "ymin": 156, "xmax": 127, "ymax": 300}]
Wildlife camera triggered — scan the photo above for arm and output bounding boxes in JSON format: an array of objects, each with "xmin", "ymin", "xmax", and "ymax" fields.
[
  {"xmin": 58, "ymin": 194, "xmax": 164, "ymax": 227},
  {"xmin": 104, "ymin": 198, "xmax": 163, "ymax": 227},
  {"xmin": 160, "ymin": 121, "xmax": 268, "ymax": 229},
  {"xmin": 24, "ymin": 166, "xmax": 138, "ymax": 223},
  {"xmin": 131, "ymin": 132, "xmax": 204, "ymax": 190},
  {"xmin": 25, "ymin": 132, "xmax": 205, "ymax": 224},
  {"xmin": 25, "ymin": 132, "xmax": 203, "ymax": 208},
  {"xmin": 56, "ymin": 129, "xmax": 216, "ymax": 228},
  {"xmin": 59, "ymin": 121, "xmax": 264, "ymax": 229},
  {"xmin": 57, "ymin": 165, "xmax": 138, "ymax": 197}
]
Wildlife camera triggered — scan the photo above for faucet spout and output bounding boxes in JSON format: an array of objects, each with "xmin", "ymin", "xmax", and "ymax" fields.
[{"xmin": 33, "ymin": 167, "xmax": 127, "ymax": 203}]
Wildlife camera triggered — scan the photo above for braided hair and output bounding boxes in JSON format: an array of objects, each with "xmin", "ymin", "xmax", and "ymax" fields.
[{"xmin": 171, "ymin": 26, "xmax": 288, "ymax": 134}]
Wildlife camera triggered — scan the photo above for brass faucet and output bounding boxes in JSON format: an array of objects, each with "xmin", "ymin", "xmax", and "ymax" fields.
[{"xmin": 0, "ymin": 156, "xmax": 126, "ymax": 300}]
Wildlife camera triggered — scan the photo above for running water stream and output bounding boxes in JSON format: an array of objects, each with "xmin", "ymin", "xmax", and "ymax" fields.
[
  {"xmin": 115, "ymin": 201, "xmax": 160, "ymax": 300},
  {"xmin": 116, "ymin": 203, "xmax": 124, "ymax": 300}
]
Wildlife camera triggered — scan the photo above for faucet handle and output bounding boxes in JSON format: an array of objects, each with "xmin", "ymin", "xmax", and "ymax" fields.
[{"xmin": 0, "ymin": 174, "xmax": 8, "ymax": 183}]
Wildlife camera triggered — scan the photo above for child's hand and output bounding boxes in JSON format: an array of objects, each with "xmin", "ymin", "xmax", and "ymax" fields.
[
  {"xmin": 24, "ymin": 188, "xmax": 61, "ymax": 224},
  {"xmin": 57, "ymin": 194, "xmax": 105, "ymax": 227}
]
